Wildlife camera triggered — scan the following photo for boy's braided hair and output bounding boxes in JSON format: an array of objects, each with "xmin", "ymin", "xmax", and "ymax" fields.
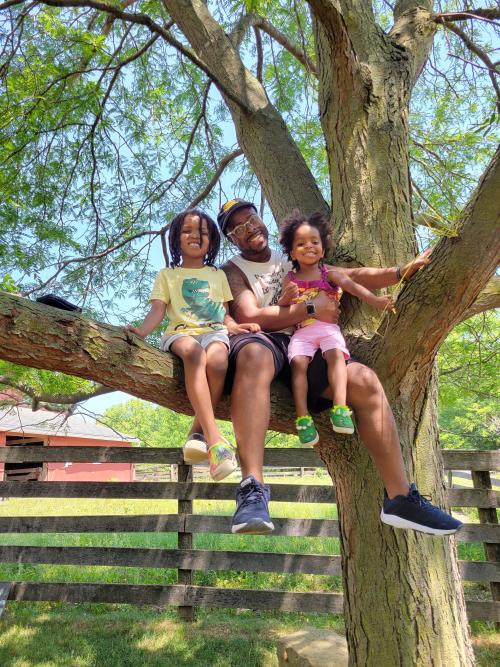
[
  {"xmin": 279, "ymin": 209, "xmax": 333, "ymax": 271},
  {"xmin": 168, "ymin": 208, "xmax": 220, "ymax": 268}
]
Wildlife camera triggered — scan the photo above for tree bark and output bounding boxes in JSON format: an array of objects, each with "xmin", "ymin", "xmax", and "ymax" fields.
[{"xmin": 319, "ymin": 368, "xmax": 473, "ymax": 666}]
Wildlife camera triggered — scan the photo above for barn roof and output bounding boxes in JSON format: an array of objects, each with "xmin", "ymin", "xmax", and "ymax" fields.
[{"xmin": 0, "ymin": 405, "xmax": 137, "ymax": 442}]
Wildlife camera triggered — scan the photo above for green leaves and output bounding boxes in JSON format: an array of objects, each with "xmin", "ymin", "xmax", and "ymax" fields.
[{"xmin": 438, "ymin": 313, "xmax": 499, "ymax": 451}]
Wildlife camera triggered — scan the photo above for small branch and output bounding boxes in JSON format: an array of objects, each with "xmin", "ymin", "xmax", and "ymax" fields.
[
  {"xmin": 189, "ymin": 148, "xmax": 244, "ymax": 208},
  {"xmin": 33, "ymin": 0, "xmax": 245, "ymax": 106},
  {"xmin": 0, "ymin": 0, "xmax": 26, "ymax": 8},
  {"xmin": 0, "ymin": 376, "xmax": 113, "ymax": 406},
  {"xmin": 434, "ymin": 10, "xmax": 500, "ymax": 24},
  {"xmin": 440, "ymin": 20, "xmax": 500, "ymax": 110},
  {"xmin": 251, "ymin": 15, "xmax": 317, "ymax": 75},
  {"xmin": 253, "ymin": 26, "xmax": 263, "ymax": 83},
  {"xmin": 22, "ymin": 228, "xmax": 160, "ymax": 296}
]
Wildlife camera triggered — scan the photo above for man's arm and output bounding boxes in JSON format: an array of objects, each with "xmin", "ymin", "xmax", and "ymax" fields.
[
  {"xmin": 222, "ymin": 261, "xmax": 339, "ymax": 330},
  {"xmin": 342, "ymin": 249, "xmax": 431, "ymax": 290}
]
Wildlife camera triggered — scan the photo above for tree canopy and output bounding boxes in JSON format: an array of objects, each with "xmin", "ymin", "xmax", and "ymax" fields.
[
  {"xmin": 0, "ymin": 2, "xmax": 499, "ymax": 663},
  {"xmin": 0, "ymin": 0, "xmax": 498, "ymax": 407}
]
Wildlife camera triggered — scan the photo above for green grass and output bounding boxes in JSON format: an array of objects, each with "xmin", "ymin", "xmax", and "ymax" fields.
[
  {"xmin": 0, "ymin": 604, "xmax": 497, "ymax": 667},
  {"xmin": 0, "ymin": 482, "xmax": 497, "ymax": 666}
]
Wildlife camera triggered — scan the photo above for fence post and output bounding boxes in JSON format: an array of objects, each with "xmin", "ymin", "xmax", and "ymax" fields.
[
  {"xmin": 471, "ymin": 469, "xmax": 500, "ymax": 629},
  {"xmin": 177, "ymin": 461, "xmax": 195, "ymax": 621}
]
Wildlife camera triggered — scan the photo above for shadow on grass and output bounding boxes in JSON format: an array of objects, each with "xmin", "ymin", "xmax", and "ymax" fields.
[{"xmin": 0, "ymin": 602, "xmax": 341, "ymax": 667}]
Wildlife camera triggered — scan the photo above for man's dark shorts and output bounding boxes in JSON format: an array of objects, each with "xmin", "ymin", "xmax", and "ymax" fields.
[{"xmin": 225, "ymin": 331, "xmax": 334, "ymax": 413}]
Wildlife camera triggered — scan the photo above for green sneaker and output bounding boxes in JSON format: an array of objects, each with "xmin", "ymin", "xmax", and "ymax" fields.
[
  {"xmin": 330, "ymin": 405, "xmax": 355, "ymax": 434},
  {"xmin": 295, "ymin": 415, "xmax": 319, "ymax": 446}
]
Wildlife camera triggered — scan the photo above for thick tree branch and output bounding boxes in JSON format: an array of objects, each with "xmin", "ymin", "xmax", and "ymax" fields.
[
  {"xmin": 163, "ymin": 0, "xmax": 328, "ymax": 222},
  {"xmin": 389, "ymin": 7, "xmax": 437, "ymax": 83},
  {"xmin": 308, "ymin": 0, "xmax": 381, "ymax": 61},
  {"xmin": 371, "ymin": 147, "xmax": 500, "ymax": 390},
  {"xmin": 0, "ymin": 294, "xmax": 294, "ymax": 432},
  {"xmin": 394, "ymin": 0, "xmax": 433, "ymax": 21},
  {"xmin": 460, "ymin": 276, "xmax": 500, "ymax": 322}
]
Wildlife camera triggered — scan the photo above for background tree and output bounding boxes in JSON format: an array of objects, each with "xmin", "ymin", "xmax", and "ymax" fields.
[{"xmin": 0, "ymin": 1, "xmax": 499, "ymax": 664}]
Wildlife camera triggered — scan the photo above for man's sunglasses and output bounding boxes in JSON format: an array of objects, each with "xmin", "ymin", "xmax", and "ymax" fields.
[{"xmin": 227, "ymin": 214, "xmax": 262, "ymax": 239}]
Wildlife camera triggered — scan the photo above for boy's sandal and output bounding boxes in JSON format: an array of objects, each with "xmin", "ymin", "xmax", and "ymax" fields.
[
  {"xmin": 207, "ymin": 438, "xmax": 238, "ymax": 482},
  {"xmin": 182, "ymin": 433, "xmax": 208, "ymax": 464}
]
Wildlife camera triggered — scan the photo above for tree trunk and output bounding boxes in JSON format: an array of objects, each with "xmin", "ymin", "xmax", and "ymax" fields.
[
  {"xmin": 309, "ymin": 4, "xmax": 475, "ymax": 663},
  {"xmin": 319, "ymin": 366, "xmax": 473, "ymax": 665}
]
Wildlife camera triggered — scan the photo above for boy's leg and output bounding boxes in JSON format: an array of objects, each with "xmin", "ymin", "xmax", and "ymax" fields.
[
  {"xmin": 189, "ymin": 339, "xmax": 228, "ymax": 436},
  {"xmin": 170, "ymin": 337, "xmax": 221, "ymax": 447},
  {"xmin": 204, "ymin": 340, "xmax": 229, "ymax": 410}
]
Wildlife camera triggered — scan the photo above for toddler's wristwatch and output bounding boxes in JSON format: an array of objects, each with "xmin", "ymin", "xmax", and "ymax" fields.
[{"xmin": 305, "ymin": 299, "xmax": 316, "ymax": 316}]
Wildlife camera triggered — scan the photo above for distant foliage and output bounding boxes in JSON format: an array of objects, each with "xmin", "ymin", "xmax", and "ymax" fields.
[{"xmin": 438, "ymin": 312, "xmax": 499, "ymax": 450}]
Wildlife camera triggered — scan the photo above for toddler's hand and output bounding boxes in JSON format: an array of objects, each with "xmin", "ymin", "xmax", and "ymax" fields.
[
  {"xmin": 239, "ymin": 322, "xmax": 261, "ymax": 333},
  {"xmin": 278, "ymin": 282, "xmax": 299, "ymax": 306},
  {"xmin": 227, "ymin": 321, "xmax": 261, "ymax": 334},
  {"xmin": 314, "ymin": 290, "xmax": 340, "ymax": 324},
  {"xmin": 124, "ymin": 324, "xmax": 145, "ymax": 337}
]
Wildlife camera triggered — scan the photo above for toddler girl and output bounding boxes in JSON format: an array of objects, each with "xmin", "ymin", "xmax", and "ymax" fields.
[{"xmin": 278, "ymin": 210, "xmax": 394, "ymax": 445}]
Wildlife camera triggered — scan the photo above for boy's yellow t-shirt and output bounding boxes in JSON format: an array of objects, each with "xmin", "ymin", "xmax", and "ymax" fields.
[{"xmin": 149, "ymin": 266, "xmax": 233, "ymax": 336}]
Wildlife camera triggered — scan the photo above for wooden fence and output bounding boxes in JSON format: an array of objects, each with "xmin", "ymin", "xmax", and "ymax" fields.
[{"xmin": 0, "ymin": 446, "xmax": 498, "ymax": 622}]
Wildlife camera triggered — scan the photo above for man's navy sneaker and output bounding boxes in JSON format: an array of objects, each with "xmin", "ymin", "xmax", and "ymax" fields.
[
  {"xmin": 381, "ymin": 483, "xmax": 463, "ymax": 536},
  {"xmin": 231, "ymin": 475, "xmax": 274, "ymax": 534}
]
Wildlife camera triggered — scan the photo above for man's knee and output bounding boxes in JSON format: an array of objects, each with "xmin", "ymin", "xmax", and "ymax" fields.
[
  {"xmin": 235, "ymin": 343, "xmax": 275, "ymax": 381},
  {"xmin": 346, "ymin": 363, "xmax": 383, "ymax": 402}
]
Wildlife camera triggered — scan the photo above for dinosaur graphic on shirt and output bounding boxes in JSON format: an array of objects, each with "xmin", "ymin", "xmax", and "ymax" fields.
[{"xmin": 180, "ymin": 278, "xmax": 225, "ymax": 329}]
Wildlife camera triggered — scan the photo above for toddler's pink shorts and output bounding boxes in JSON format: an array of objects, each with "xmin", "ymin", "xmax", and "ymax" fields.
[{"xmin": 287, "ymin": 321, "xmax": 350, "ymax": 362}]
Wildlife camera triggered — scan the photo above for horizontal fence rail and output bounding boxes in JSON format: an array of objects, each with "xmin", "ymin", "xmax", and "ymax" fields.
[{"xmin": 0, "ymin": 447, "xmax": 498, "ymax": 622}]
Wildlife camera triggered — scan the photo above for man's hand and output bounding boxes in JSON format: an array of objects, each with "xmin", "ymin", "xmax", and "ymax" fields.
[
  {"xmin": 400, "ymin": 248, "xmax": 431, "ymax": 281},
  {"xmin": 314, "ymin": 290, "xmax": 340, "ymax": 324},
  {"xmin": 370, "ymin": 294, "xmax": 396, "ymax": 313}
]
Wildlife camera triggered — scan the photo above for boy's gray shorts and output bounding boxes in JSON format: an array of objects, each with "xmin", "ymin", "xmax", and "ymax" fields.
[{"xmin": 161, "ymin": 331, "xmax": 230, "ymax": 352}]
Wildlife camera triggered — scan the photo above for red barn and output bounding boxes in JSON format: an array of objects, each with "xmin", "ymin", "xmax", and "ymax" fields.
[{"xmin": 0, "ymin": 400, "xmax": 136, "ymax": 482}]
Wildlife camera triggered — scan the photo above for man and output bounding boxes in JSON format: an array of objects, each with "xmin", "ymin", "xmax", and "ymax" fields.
[{"xmin": 218, "ymin": 198, "xmax": 462, "ymax": 536}]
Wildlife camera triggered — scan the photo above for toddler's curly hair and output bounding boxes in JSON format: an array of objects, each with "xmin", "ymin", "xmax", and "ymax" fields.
[
  {"xmin": 279, "ymin": 210, "xmax": 333, "ymax": 271},
  {"xmin": 168, "ymin": 208, "xmax": 220, "ymax": 267}
]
